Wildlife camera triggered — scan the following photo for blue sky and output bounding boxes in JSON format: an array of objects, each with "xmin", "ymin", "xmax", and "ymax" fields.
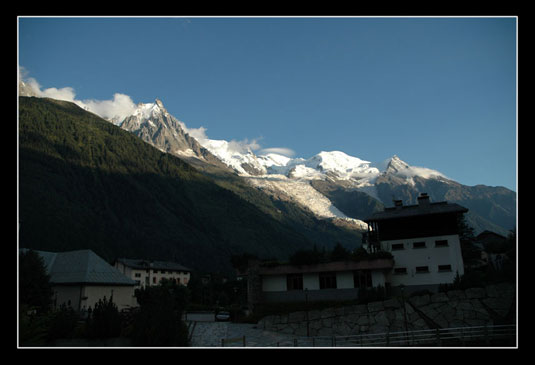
[{"xmin": 18, "ymin": 17, "xmax": 517, "ymax": 191}]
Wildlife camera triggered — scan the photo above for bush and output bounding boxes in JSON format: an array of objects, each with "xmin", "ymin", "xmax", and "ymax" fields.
[
  {"xmin": 48, "ymin": 304, "xmax": 79, "ymax": 340},
  {"xmin": 130, "ymin": 280, "xmax": 190, "ymax": 346},
  {"xmin": 19, "ymin": 305, "xmax": 51, "ymax": 346},
  {"xmin": 86, "ymin": 296, "xmax": 122, "ymax": 339}
]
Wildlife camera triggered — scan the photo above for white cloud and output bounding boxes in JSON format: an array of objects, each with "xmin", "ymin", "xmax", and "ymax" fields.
[
  {"xmin": 19, "ymin": 70, "xmax": 136, "ymax": 121},
  {"xmin": 179, "ymin": 118, "xmax": 264, "ymax": 155},
  {"xmin": 258, "ymin": 147, "xmax": 296, "ymax": 157},
  {"xmin": 228, "ymin": 138, "xmax": 261, "ymax": 154},
  {"xmin": 182, "ymin": 125, "xmax": 209, "ymax": 142},
  {"xmin": 82, "ymin": 93, "xmax": 137, "ymax": 121},
  {"xmin": 396, "ymin": 165, "xmax": 449, "ymax": 180}
]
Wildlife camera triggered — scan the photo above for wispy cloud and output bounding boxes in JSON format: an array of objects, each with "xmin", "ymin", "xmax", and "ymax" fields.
[{"xmin": 258, "ymin": 147, "xmax": 296, "ymax": 157}]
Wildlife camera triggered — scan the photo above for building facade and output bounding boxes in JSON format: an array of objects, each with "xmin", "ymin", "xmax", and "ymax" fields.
[
  {"xmin": 114, "ymin": 258, "xmax": 191, "ymax": 290},
  {"xmin": 243, "ymin": 258, "xmax": 394, "ymax": 309},
  {"xmin": 364, "ymin": 193, "xmax": 468, "ymax": 294},
  {"xmin": 20, "ymin": 249, "xmax": 138, "ymax": 311}
]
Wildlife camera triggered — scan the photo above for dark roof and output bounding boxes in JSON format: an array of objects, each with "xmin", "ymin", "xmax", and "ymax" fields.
[
  {"xmin": 116, "ymin": 258, "xmax": 191, "ymax": 272},
  {"xmin": 476, "ymin": 230, "xmax": 507, "ymax": 240},
  {"xmin": 20, "ymin": 249, "xmax": 137, "ymax": 286},
  {"xmin": 257, "ymin": 259, "xmax": 394, "ymax": 276},
  {"xmin": 365, "ymin": 201, "xmax": 468, "ymax": 222}
]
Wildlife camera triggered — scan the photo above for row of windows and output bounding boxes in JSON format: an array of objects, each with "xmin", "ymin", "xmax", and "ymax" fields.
[
  {"xmin": 391, "ymin": 239, "xmax": 449, "ymax": 251},
  {"xmin": 134, "ymin": 271, "xmax": 189, "ymax": 278},
  {"xmin": 137, "ymin": 269, "xmax": 189, "ymax": 275},
  {"xmin": 286, "ymin": 270, "xmax": 373, "ymax": 291},
  {"xmin": 135, "ymin": 277, "xmax": 189, "ymax": 286},
  {"xmin": 393, "ymin": 264, "xmax": 452, "ymax": 275}
]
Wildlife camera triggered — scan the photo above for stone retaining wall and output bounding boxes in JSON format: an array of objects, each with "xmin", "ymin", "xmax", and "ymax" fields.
[{"xmin": 257, "ymin": 283, "xmax": 515, "ymax": 337}]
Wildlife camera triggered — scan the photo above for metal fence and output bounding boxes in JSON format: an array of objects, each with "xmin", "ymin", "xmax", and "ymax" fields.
[{"xmin": 258, "ymin": 324, "xmax": 516, "ymax": 347}]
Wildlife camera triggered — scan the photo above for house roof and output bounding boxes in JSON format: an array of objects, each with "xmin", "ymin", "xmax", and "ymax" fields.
[
  {"xmin": 365, "ymin": 201, "xmax": 468, "ymax": 222},
  {"xmin": 115, "ymin": 258, "xmax": 191, "ymax": 272},
  {"xmin": 256, "ymin": 259, "xmax": 394, "ymax": 276},
  {"xmin": 20, "ymin": 249, "xmax": 137, "ymax": 286},
  {"xmin": 476, "ymin": 230, "xmax": 507, "ymax": 241}
]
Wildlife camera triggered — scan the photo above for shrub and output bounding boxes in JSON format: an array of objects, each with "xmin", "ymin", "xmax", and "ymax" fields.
[
  {"xmin": 47, "ymin": 304, "xmax": 79, "ymax": 340},
  {"xmin": 86, "ymin": 296, "xmax": 122, "ymax": 339},
  {"xmin": 130, "ymin": 281, "xmax": 190, "ymax": 346}
]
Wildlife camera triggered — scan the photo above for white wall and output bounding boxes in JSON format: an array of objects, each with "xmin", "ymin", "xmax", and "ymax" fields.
[
  {"xmin": 336, "ymin": 271, "xmax": 355, "ymax": 289},
  {"xmin": 371, "ymin": 271, "xmax": 386, "ymax": 287},
  {"xmin": 53, "ymin": 285, "xmax": 137, "ymax": 311},
  {"xmin": 262, "ymin": 274, "xmax": 287, "ymax": 292},
  {"xmin": 303, "ymin": 274, "xmax": 319, "ymax": 290},
  {"xmin": 381, "ymin": 234, "xmax": 465, "ymax": 287},
  {"xmin": 52, "ymin": 285, "xmax": 82, "ymax": 310},
  {"xmin": 81, "ymin": 285, "xmax": 137, "ymax": 311}
]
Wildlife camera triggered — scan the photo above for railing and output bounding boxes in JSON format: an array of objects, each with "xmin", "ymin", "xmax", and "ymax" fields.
[{"xmin": 260, "ymin": 324, "xmax": 516, "ymax": 347}]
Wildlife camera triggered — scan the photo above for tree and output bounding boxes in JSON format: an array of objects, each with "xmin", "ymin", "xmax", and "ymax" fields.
[
  {"xmin": 86, "ymin": 296, "xmax": 122, "ymax": 339},
  {"xmin": 19, "ymin": 249, "xmax": 53, "ymax": 313},
  {"xmin": 330, "ymin": 242, "xmax": 351, "ymax": 261},
  {"xmin": 289, "ymin": 245, "xmax": 327, "ymax": 266},
  {"xmin": 457, "ymin": 215, "xmax": 481, "ymax": 268},
  {"xmin": 130, "ymin": 280, "xmax": 190, "ymax": 346}
]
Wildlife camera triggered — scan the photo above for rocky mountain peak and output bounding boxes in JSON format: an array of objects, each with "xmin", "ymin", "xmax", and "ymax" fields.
[{"xmin": 384, "ymin": 155, "xmax": 411, "ymax": 174}]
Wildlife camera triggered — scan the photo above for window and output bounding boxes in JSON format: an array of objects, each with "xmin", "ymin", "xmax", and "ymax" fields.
[
  {"xmin": 287, "ymin": 274, "xmax": 303, "ymax": 291},
  {"xmin": 438, "ymin": 264, "xmax": 452, "ymax": 272},
  {"xmin": 134, "ymin": 272, "xmax": 141, "ymax": 278},
  {"xmin": 153, "ymin": 277, "xmax": 157, "ymax": 284},
  {"xmin": 319, "ymin": 273, "xmax": 337, "ymax": 289},
  {"xmin": 415, "ymin": 266, "xmax": 429, "ymax": 273},
  {"xmin": 391, "ymin": 243, "xmax": 404, "ymax": 251},
  {"xmin": 394, "ymin": 267, "xmax": 407, "ymax": 275},
  {"xmin": 435, "ymin": 240, "xmax": 449, "ymax": 247},
  {"xmin": 413, "ymin": 241, "xmax": 426, "ymax": 249},
  {"xmin": 353, "ymin": 270, "xmax": 372, "ymax": 289}
]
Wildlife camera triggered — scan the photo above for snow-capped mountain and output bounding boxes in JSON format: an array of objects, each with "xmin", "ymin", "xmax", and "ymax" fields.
[
  {"xmin": 18, "ymin": 83, "xmax": 515, "ymax": 237},
  {"xmin": 115, "ymin": 99, "xmax": 229, "ymax": 169},
  {"xmin": 100, "ymin": 97, "xmax": 514, "ymax": 236},
  {"xmin": 104, "ymin": 99, "xmax": 454, "ymax": 232}
]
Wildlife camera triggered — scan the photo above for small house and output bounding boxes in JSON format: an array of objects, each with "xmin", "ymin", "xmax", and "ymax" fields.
[
  {"xmin": 241, "ymin": 257, "xmax": 394, "ymax": 310},
  {"xmin": 20, "ymin": 249, "xmax": 138, "ymax": 311}
]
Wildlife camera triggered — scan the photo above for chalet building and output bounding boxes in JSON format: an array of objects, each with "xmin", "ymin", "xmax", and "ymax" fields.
[
  {"xmin": 114, "ymin": 258, "xmax": 191, "ymax": 290},
  {"xmin": 363, "ymin": 193, "xmax": 468, "ymax": 295},
  {"xmin": 240, "ymin": 257, "xmax": 394, "ymax": 311},
  {"xmin": 20, "ymin": 249, "xmax": 138, "ymax": 311}
]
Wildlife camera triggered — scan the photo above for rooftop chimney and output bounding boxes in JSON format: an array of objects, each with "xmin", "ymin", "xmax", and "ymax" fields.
[{"xmin": 417, "ymin": 193, "xmax": 430, "ymax": 208}]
